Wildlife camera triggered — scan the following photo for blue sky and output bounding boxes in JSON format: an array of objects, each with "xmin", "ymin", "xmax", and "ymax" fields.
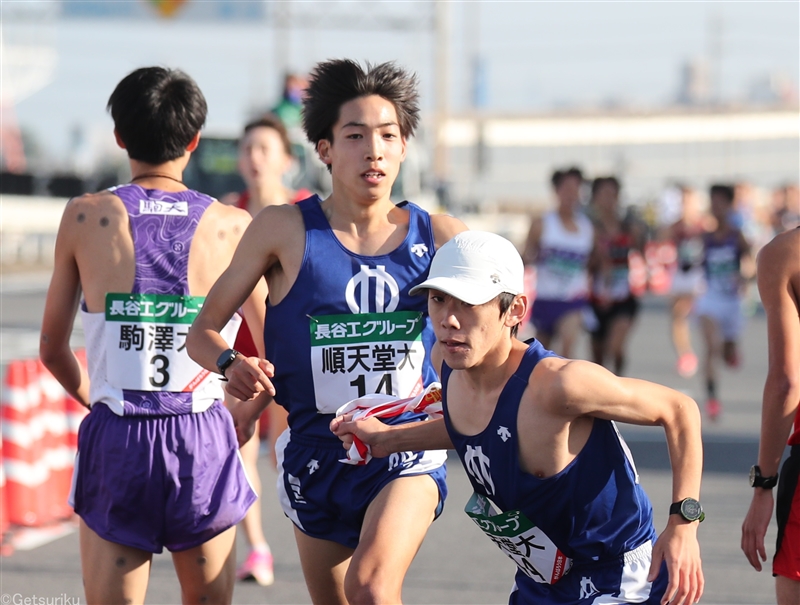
[{"xmin": 3, "ymin": 1, "xmax": 798, "ymax": 168}]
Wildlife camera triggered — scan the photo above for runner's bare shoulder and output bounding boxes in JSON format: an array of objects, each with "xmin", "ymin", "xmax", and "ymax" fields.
[
  {"xmin": 60, "ymin": 190, "xmax": 128, "ymax": 236},
  {"xmin": 195, "ymin": 200, "xmax": 252, "ymax": 252},
  {"xmin": 430, "ymin": 212, "xmax": 468, "ymax": 249},
  {"xmin": 247, "ymin": 201, "xmax": 305, "ymax": 252}
]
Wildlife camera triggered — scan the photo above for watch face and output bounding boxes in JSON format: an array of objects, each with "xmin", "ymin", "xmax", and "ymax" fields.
[
  {"xmin": 681, "ymin": 498, "xmax": 702, "ymax": 521},
  {"xmin": 749, "ymin": 465, "xmax": 757, "ymax": 487},
  {"xmin": 216, "ymin": 349, "xmax": 238, "ymax": 374}
]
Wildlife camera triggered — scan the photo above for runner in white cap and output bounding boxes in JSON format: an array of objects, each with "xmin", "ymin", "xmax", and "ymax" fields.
[{"xmin": 333, "ymin": 231, "xmax": 705, "ymax": 605}]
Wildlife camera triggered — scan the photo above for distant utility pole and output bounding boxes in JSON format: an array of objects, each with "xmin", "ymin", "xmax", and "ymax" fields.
[{"xmin": 433, "ymin": 0, "xmax": 451, "ymax": 185}]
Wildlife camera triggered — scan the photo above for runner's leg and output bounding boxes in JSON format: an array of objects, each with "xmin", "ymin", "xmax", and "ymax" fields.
[
  {"xmin": 79, "ymin": 519, "xmax": 152, "ymax": 605},
  {"xmin": 671, "ymin": 295, "xmax": 695, "ymax": 358},
  {"xmin": 233, "ymin": 416, "xmax": 274, "ymax": 585},
  {"xmin": 555, "ymin": 310, "xmax": 584, "ymax": 358},
  {"xmin": 345, "ymin": 474, "xmax": 440, "ymax": 604},
  {"xmin": 172, "ymin": 526, "xmax": 237, "ymax": 605},
  {"xmin": 776, "ymin": 576, "xmax": 800, "ymax": 605},
  {"xmin": 607, "ymin": 314, "xmax": 635, "ymax": 376},
  {"xmin": 293, "ymin": 527, "xmax": 353, "ymax": 605}
]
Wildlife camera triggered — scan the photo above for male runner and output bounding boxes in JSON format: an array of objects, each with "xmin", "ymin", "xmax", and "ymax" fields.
[
  {"xmin": 39, "ymin": 66, "xmax": 266, "ymax": 605},
  {"xmin": 523, "ymin": 167, "xmax": 595, "ymax": 357},
  {"xmin": 695, "ymin": 184, "xmax": 752, "ymax": 420},
  {"xmin": 187, "ymin": 59, "xmax": 466, "ymax": 604},
  {"xmin": 587, "ymin": 176, "xmax": 645, "ymax": 376},
  {"xmin": 333, "ymin": 231, "xmax": 705, "ymax": 605},
  {"xmin": 661, "ymin": 186, "xmax": 706, "ymax": 378},
  {"xmin": 741, "ymin": 227, "xmax": 800, "ymax": 605}
]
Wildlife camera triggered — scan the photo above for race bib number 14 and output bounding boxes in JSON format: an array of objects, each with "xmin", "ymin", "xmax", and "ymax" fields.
[{"xmin": 309, "ymin": 311, "xmax": 425, "ymax": 414}]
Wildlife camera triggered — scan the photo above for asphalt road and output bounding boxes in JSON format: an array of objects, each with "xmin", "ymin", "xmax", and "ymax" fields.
[{"xmin": 0, "ymin": 270, "xmax": 781, "ymax": 604}]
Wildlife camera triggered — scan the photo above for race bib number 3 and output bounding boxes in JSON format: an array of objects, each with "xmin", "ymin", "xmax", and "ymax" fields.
[
  {"xmin": 104, "ymin": 293, "xmax": 210, "ymax": 392},
  {"xmin": 309, "ymin": 311, "xmax": 425, "ymax": 414},
  {"xmin": 465, "ymin": 492, "xmax": 572, "ymax": 585}
]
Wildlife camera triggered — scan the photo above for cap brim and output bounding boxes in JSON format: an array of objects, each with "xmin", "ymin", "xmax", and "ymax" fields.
[{"xmin": 409, "ymin": 277, "xmax": 503, "ymax": 306}]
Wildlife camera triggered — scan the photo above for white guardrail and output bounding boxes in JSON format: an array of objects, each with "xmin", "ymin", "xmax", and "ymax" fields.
[{"xmin": 1, "ymin": 195, "xmax": 68, "ymax": 267}]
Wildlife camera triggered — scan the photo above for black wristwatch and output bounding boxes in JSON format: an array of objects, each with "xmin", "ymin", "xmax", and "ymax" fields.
[
  {"xmin": 216, "ymin": 348, "xmax": 240, "ymax": 378},
  {"xmin": 669, "ymin": 498, "xmax": 705, "ymax": 522},
  {"xmin": 749, "ymin": 465, "xmax": 779, "ymax": 489}
]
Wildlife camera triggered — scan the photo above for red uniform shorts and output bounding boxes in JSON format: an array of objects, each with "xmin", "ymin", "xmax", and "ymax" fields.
[{"xmin": 774, "ymin": 446, "xmax": 800, "ymax": 580}]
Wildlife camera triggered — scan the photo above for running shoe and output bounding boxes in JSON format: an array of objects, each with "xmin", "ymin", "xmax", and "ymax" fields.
[
  {"xmin": 237, "ymin": 549, "xmax": 274, "ymax": 586},
  {"xmin": 724, "ymin": 349, "xmax": 741, "ymax": 369},
  {"xmin": 676, "ymin": 352, "xmax": 698, "ymax": 378},
  {"xmin": 706, "ymin": 398, "xmax": 722, "ymax": 421}
]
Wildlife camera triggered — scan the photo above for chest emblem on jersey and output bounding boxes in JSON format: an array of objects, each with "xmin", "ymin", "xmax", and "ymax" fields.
[
  {"xmin": 497, "ymin": 426, "xmax": 511, "ymax": 442},
  {"xmin": 464, "ymin": 444, "xmax": 495, "ymax": 495},
  {"xmin": 410, "ymin": 243, "xmax": 428, "ymax": 257},
  {"xmin": 345, "ymin": 265, "xmax": 400, "ymax": 313}
]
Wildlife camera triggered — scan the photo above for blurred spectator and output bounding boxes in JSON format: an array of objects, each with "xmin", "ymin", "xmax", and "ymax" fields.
[
  {"xmin": 588, "ymin": 176, "xmax": 646, "ymax": 375},
  {"xmin": 522, "ymin": 166, "xmax": 594, "ymax": 357},
  {"xmin": 271, "ymin": 72, "xmax": 308, "ymax": 131},
  {"xmin": 772, "ymin": 183, "xmax": 800, "ymax": 234}
]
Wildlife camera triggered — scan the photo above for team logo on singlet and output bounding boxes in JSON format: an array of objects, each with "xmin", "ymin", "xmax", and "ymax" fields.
[
  {"xmin": 345, "ymin": 265, "xmax": 400, "ymax": 313},
  {"xmin": 139, "ymin": 199, "xmax": 188, "ymax": 216},
  {"xmin": 579, "ymin": 576, "xmax": 599, "ymax": 599},
  {"xmin": 464, "ymin": 445, "xmax": 495, "ymax": 496},
  {"xmin": 410, "ymin": 243, "xmax": 428, "ymax": 257},
  {"xmin": 497, "ymin": 426, "xmax": 511, "ymax": 442}
]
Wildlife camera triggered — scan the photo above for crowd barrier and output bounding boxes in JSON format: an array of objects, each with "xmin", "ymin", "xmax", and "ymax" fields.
[{"xmin": 1, "ymin": 351, "xmax": 88, "ymax": 552}]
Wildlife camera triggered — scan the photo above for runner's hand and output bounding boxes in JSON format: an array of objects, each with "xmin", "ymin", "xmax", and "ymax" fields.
[
  {"xmin": 330, "ymin": 415, "xmax": 394, "ymax": 458},
  {"xmin": 741, "ymin": 489, "xmax": 773, "ymax": 571},
  {"xmin": 225, "ymin": 355, "xmax": 275, "ymax": 401},
  {"xmin": 649, "ymin": 520, "xmax": 703, "ymax": 605},
  {"xmin": 229, "ymin": 391, "xmax": 272, "ymax": 448}
]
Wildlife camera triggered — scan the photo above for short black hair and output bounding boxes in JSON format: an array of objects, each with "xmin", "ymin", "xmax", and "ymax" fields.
[
  {"xmin": 242, "ymin": 114, "xmax": 293, "ymax": 157},
  {"xmin": 302, "ymin": 59, "xmax": 420, "ymax": 146},
  {"xmin": 551, "ymin": 167, "xmax": 584, "ymax": 189},
  {"xmin": 710, "ymin": 184, "xmax": 735, "ymax": 204},
  {"xmin": 497, "ymin": 292, "xmax": 520, "ymax": 338},
  {"xmin": 591, "ymin": 176, "xmax": 620, "ymax": 198},
  {"xmin": 107, "ymin": 66, "xmax": 207, "ymax": 165}
]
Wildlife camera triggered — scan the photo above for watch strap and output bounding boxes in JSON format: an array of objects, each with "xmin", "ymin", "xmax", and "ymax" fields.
[
  {"xmin": 216, "ymin": 348, "xmax": 240, "ymax": 378},
  {"xmin": 751, "ymin": 465, "xmax": 779, "ymax": 489}
]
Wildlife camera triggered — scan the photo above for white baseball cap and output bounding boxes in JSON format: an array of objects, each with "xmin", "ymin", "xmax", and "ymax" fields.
[{"xmin": 409, "ymin": 231, "xmax": 524, "ymax": 305}]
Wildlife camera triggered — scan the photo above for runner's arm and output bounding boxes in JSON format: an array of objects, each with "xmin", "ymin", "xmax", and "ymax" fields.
[
  {"xmin": 40, "ymin": 200, "xmax": 91, "ymax": 408},
  {"xmin": 545, "ymin": 360, "xmax": 704, "ymax": 604},
  {"xmin": 186, "ymin": 207, "xmax": 285, "ymax": 399},
  {"xmin": 521, "ymin": 215, "xmax": 543, "ymax": 266},
  {"xmin": 742, "ymin": 232, "xmax": 800, "ymax": 570},
  {"xmin": 330, "ymin": 415, "xmax": 453, "ymax": 458}
]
